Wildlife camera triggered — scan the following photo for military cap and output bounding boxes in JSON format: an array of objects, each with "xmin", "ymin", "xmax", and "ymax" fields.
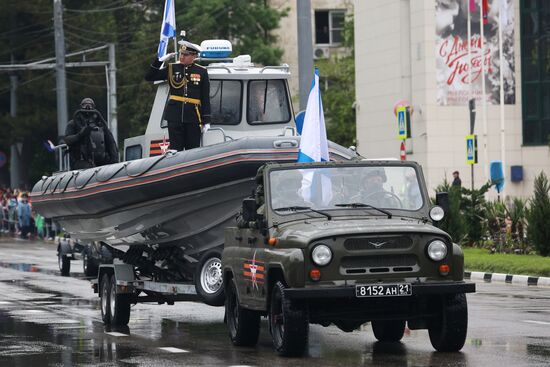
[{"xmin": 178, "ymin": 40, "xmax": 201, "ymax": 54}]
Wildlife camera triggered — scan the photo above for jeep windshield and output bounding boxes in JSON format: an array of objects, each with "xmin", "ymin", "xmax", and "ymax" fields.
[{"xmin": 268, "ymin": 165, "xmax": 424, "ymax": 215}]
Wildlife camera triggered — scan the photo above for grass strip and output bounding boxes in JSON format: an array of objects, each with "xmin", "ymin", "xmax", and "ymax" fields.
[{"xmin": 464, "ymin": 247, "xmax": 550, "ymax": 277}]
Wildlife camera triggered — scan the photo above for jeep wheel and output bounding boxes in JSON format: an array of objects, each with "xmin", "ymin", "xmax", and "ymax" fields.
[
  {"xmin": 428, "ymin": 293, "xmax": 468, "ymax": 352},
  {"xmin": 269, "ymin": 281, "xmax": 308, "ymax": 357},
  {"xmin": 226, "ymin": 278, "xmax": 260, "ymax": 346},
  {"xmin": 58, "ymin": 252, "xmax": 70, "ymax": 276},
  {"xmin": 371, "ymin": 319, "xmax": 406, "ymax": 342},
  {"xmin": 195, "ymin": 250, "xmax": 225, "ymax": 306}
]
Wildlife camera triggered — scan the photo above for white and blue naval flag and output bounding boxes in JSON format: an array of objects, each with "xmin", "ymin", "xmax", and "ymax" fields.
[
  {"xmin": 298, "ymin": 69, "xmax": 332, "ymax": 206},
  {"xmin": 298, "ymin": 68, "xmax": 329, "ymax": 163},
  {"xmin": 157, "ymin": 0, "xmax": 176, "ymax": 59}
]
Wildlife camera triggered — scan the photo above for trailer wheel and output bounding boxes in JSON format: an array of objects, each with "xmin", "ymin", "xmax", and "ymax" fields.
[
  {"xmin": 83, "ymin": 250, "xmax": 98, "ymax": 277},
  {"xmin": 100, "ymin": 273, "xmax": 111, "ymax": 324},
  {"xmin": 58, "ymin": 252, "xmax": 70, "ymax": 276},
  {"xmin": 269, "ymin": 281, "xmax": 309, "ymax": 357},
  {"xmin": 428, "ymin": 293, "xmax": 468, "ymax": 352},
  {"xmin": 195, "ymin": 250, "xmax": 225, "ymax": 306},
  {"xmin": 109, "ymin": 275, "xmax": 131, "ymax": 326},
  {"xmin": 226, "ymin": 278, "xmax": 260, "ymax": 346},
  {"xmin": 371, "ymin": 319, "xmax": 406, "ymax": 342}
]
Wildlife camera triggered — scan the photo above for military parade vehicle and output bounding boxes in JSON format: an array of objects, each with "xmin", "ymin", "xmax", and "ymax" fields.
[
  {"xmin": 31, "ymin": 40, "xmax": 358, "ymax": 326},
  {"xmin": 222, "ymin": 160, "xmax": 476, "ymax": 356}
]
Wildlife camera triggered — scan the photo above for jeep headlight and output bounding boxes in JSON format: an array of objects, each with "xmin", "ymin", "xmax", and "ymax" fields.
[
  {"xmin": 427, "ymin": 240, "xmax": 447, "ymax": 261},
  {"xmin": 312, "ymin": 244, "xmax": 332, "ymax": 266}
]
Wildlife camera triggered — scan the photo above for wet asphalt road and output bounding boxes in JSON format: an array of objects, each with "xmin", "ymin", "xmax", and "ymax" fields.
[{"xmin": 0, "ymin": 237, "xmax": 550, "ymax": 366}]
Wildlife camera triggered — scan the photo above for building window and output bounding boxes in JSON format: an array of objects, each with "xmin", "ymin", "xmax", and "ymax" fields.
[
  {"xmin": 521, "ymin": 0, "xmax": 550, "ymax": 145},
  {"xmin": 315, "ymin": 10, "xmax": 346, "ymax": 46}
]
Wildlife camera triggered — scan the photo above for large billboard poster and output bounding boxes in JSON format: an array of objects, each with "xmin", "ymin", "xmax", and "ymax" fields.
[{"xmin": 435, "ymin": 0, "xmax": 515, "ymax": 106}]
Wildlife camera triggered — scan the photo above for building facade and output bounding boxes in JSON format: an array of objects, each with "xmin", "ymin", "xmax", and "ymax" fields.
[
  {"xmin": 270, "ymin": 0, "xmax": 354, "ymax": 98},
  {"xmin": 355, "ymin": 0, "xmax": 550, "ymax": 198}
]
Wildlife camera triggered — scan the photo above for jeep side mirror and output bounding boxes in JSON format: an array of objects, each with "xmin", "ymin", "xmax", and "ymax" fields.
[
  {"xmin": 435, "ymin": 192, "xmax": 449, "ymax": 215},
  {"xmin": 242, "ymin": 198, "xmax": 257, "ymax": 223}
]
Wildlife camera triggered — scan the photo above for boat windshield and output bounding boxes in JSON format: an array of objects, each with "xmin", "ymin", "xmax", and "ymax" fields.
[
  {"xmin": 247, "ymin": 80, "xmax": 291, "ymax": 124},
  {"xmin": 209, "ymin": 80, "xmax": 242, "ymax": 125},
  {"xmin": 269, "ymin": 165, "xmax": 424, "ymax": 214}
]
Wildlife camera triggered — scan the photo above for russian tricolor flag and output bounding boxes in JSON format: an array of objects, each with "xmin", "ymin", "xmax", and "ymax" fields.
[
  {"xmin": 297, "ymin": 69, "xmax": 332, "ymax": 206},
  {"xmin": 298, "ymin": 68, "xmax": 329, "ymax": 163}
]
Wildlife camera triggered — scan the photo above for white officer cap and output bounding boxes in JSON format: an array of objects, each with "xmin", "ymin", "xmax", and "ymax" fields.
[{"xmin": 178, "ymin": 40, "xmax": 201, "ymax": 54}]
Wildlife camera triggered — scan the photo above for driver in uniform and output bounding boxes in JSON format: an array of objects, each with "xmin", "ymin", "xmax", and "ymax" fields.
[{"xmin": 360, "ymin": 168, "xmax": 399, "ymax": 208}]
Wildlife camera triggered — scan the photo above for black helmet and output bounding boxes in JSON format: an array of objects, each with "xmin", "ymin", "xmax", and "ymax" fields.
[
  {"xmin": 364, "ymin": 167, "xmax": 387, "ymax": 183},
  {"xmin": 80, "ymin": 98, "xmax": 95, "ymax": 110}
]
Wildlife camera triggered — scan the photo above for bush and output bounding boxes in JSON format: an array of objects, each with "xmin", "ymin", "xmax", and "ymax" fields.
[
  {"xmin": 460, "ymin": 182, "xmax": 492, "ymax": 245},
  {"xmin": 434, "ymin": 179, "xmax": 466, "ymax": 244},
  {"xmin": 526, "ymin": 172, "xmax": 550, "ymax": 256}
]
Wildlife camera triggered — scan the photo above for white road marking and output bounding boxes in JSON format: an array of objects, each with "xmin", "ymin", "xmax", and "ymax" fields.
[
  {"xmin": 158, "ymin": 347, "xmax": 190, "ymax": 353},
  {"xmin": 49, "ymin": 319, "xmax": 81, "ymax": 324},
  {"xmin": 0, "ymin": 301, "xmax": 12, "ymax": 305},
  {"xmin": 20, "ymin": 309, "xmax": 46, "ymax": 313},
  {"xmin": 55, "ymin": 325, "xmax": 87, "ymax": 330},
  {"xmin": 105, "ymin": 332, "xmax": 129, "ymax": 337},
  {"xmin": 523, "ymin": 320, "xmax": 550, "ymax": 326}
]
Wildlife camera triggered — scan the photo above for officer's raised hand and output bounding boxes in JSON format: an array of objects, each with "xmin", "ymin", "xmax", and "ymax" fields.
[{"xmin": 159, "ymin": 52, "xmax": 176, "ymax": 63}]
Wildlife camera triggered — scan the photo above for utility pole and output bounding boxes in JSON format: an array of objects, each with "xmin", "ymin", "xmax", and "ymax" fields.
[
  {"xmin": 53, "ymin": 0, "xmax": 68, "ymax": 141},
  {"xmin": 108, "ymin": 43, "xmax": 118, "ymax": 143},
  {"xmin": 297, "ymin": 0, "xmax": 314, "ymax": 110},
  {"xmin": 9, "ymin": 54, "xmax": 21, "ymax": 189}
]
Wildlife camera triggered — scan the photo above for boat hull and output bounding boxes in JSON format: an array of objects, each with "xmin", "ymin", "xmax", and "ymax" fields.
[{"xmin": 31, "ymin": 137, "xmax": 356, "ymax": 251}]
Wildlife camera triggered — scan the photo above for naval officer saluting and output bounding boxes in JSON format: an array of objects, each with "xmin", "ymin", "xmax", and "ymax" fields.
[{"xmin": 145, "ymin": 39, "xmax": 211, "ymax": 151}]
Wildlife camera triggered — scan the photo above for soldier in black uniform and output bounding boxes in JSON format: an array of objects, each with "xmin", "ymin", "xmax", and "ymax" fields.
[
  {"xmin": 145, "ymin": 40, "xmax": 211, "ymax": 151},
  {"xmin": 64, "ymin": 98, "xmax": 119, "ymax": 169}
]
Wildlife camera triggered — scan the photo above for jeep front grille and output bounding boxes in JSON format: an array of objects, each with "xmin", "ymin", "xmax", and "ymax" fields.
[
  {"xmin": 343, "ymin": 236, "xmax": 413, "ymax": 251},
  {"xmin": 340, "ymin": 254, "xmax": 418, "ymax": 274}
]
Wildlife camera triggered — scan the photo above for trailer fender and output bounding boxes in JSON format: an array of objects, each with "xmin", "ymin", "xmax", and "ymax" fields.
[{"xmin": 98, "ymin": 264, "xmax": 135, "ymax": 296}]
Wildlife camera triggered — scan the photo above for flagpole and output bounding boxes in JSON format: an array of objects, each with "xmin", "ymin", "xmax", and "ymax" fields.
[
  {"xmin": 468, "ymin": 0, "xmax": 473, "ymax": 190},
  {"xmin": 480, "ymin": 0, "xmax": 489, "ymax": 183},
  {"xmin": 498, "ymin": 0, "xmax": 506, "ymax": 197}
]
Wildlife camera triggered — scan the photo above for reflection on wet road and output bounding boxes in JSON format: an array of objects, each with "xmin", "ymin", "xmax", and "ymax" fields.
[{"xmin": 0, "ymin": 238, "xmax": 550, "ymax": 366}]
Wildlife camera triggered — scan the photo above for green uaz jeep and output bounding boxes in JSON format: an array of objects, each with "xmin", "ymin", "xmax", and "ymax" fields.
[{"xmin": 222, "ymin": 160, "xmax": 475, "ymax": 357}]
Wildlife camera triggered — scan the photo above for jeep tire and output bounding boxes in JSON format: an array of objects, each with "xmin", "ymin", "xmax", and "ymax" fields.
[
  {"xmin": 371, "ymin": 319, "xmax": 406, "ymax": 342},
  {"xmin": 269, "ymin": 281, "xmax": 309, "ymax": 357},
  {"xmin": 428, "ymin": 293, "xmax": 468, "ymax": 352},
  {"xmin": 195, "ymin": 249, "xmax": 225, "ymax": 306},
  {"xmin": 225, "ymin": 278, "xmax": 261, "ymax": 346}
]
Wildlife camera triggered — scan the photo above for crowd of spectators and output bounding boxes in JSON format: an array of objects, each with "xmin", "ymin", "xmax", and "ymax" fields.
[{"xmin": 0, "ymin": 187, "xmax": 60, "ymax": 240}]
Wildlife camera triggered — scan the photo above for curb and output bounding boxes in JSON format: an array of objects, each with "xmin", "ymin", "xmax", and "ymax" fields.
[{"xmin": 465, "ymin": 271, "xmax": 550, "ymax": 287}]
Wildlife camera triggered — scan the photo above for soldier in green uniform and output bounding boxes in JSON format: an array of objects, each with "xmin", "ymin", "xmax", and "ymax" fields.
[{"xmin": 145, "ymin": 40, "xmax": 211, "ymax": 151}]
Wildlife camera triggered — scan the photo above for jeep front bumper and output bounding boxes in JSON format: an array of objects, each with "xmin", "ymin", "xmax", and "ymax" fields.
[{"xmin": 283, "ymin": 281, "xmax": 475, "ymax": 300}]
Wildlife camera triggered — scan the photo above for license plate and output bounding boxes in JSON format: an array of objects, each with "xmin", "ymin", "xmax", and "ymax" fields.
[{"xmin": 355, "ymin": 283, "xmax": 412, "ymax": 298}]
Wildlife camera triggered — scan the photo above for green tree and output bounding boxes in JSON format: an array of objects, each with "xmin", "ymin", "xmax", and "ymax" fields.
[
  {"xmin": 316, "ymin": 15, "xmax": 355, "ymax": 147},
  {"xmin": 460, "ymin": 182, "xmax": 492, "ymax": 245},
  {"xmin": 526, "ymin": 172, "xmax": 550, "ymax": 256},
  {"xmin": 434, "ymin": 179, "xmax": 467, "ymax": 244},
  {"xmin": 0, "ymin": 0, "xmax": 287, "ymax": 186}
]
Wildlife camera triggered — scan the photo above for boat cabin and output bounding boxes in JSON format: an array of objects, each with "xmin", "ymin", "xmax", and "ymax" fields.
[{"xmin": 123, "ymin": 40, "xmax": 298, "ymax": 160}]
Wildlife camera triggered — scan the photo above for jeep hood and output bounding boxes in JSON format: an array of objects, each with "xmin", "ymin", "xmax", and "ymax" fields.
[{"xmin": 273, "ymin": 217, "xmax": 451, "ymax": 246}]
